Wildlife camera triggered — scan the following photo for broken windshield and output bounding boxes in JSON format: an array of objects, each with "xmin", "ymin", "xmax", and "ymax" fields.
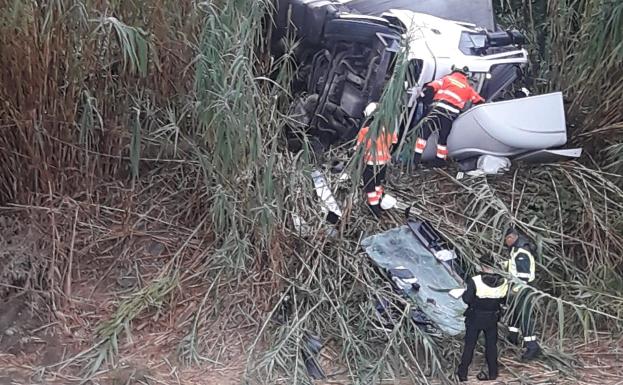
[{"xmin": 459, "ymin": 31, "xmax": 488, "ymax": 55}]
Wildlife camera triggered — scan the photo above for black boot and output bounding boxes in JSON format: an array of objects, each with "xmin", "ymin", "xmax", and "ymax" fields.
[
  {"xmin": 477, "ymin": 371, "xmax": 497, "ymax": 381},
  {"xmin": 521, "ymin": 340, "xmax": 541, "ymax": 361},
  {"xmin": 456, "ymin": 371, "xmax": 467, "ymax": 382},
  {"xmin": 411, "ymin": 153, "xmax": 423, "ymax": 171},
  {"xmin": 507, "ymin": 330, "xmax": 520, "ymax": 345},
  {"xmin": 430, "ymin": 157, "xmax": 446, "ymax": 168},
  {"xmin": 368, "ymin": 204, "xmax": 382, "ymax": 218}
]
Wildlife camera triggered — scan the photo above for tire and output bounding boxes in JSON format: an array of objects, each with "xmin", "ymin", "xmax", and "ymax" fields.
[{"xmin": 273, "ymin": 0, "xmax": 347, "ymax": 47}]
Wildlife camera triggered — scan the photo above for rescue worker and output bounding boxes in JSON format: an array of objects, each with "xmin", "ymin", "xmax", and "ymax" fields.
[
  {"xmin": 413, "ymin": 66, "xmax": 484, "ymax": 167},
  {"xmin": 503, "ymin": 227, "xmax": 541, "ymax": 360},
  {"xmin": 355, "ymin": 103, "xmax": 398, "ymax": 217},
  {"xmin": 457, "ymin": 254, "xmax": 509, "ymax": 382}
]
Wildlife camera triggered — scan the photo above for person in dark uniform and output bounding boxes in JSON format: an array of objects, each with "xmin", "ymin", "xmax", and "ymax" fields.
[
  {"xmin": 503, "ymin": 227, "xmax": 541, "ymax": 360},
  {"xmin": 457, "ymin": 255, "xmax": 509, "ymax": 382}
]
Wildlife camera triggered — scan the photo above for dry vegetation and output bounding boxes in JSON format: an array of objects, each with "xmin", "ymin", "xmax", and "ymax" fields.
[{"xmin": 0, "ymin": 0, "xmax": 622, "ymax": 384}]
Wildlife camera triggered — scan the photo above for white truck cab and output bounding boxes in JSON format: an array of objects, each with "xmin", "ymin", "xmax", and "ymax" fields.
[
  {"xmin": 390, "ymin": 10, "xmax": 528, "ymax": 94},
  {"xmin": 272, "ymin": 0, "xmax": 581, "ymax": 167}
]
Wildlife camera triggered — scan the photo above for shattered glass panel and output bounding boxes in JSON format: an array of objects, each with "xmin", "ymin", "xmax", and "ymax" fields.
[{"xmin": 362, "ymin": 225, "xmax": 467, "ymax": 336}]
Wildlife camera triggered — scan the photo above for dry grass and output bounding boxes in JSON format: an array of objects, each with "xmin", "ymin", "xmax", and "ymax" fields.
[
  {"xmin": 0, "ymin": 0, "xmax": 622, "ymax": 384},
  {"xmin": 496, "ymin": 0, "xmax": 623, "ymax": 155}
]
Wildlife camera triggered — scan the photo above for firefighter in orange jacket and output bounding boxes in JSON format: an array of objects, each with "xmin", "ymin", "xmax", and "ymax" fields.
[
  {"xmin": 355, "ymin": 103, "xmax": 398, "ymax": 217},
  {"xmin": 413, "ymin": 66, "xmax": 485, "ymax": 167}
]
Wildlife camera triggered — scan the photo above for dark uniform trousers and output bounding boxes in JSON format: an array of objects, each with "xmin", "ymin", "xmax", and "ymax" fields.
[
  {"xmin": 418, "ymin": 106, "xmax": 459, "ymax": 147},
  {"xmin": 507, "ymin": 286, "xmax": 536, "ymax": 339},
  {"xmin": 458, "ymin": 310, "xmax": 500, "ymax": 379},
  {"xmin": 362, "ymin": 165, "xmax": 387, "ymax": 195},
  {"xmin": 457, "ymin": 273, "xmax": 508, "ymax": 380}
]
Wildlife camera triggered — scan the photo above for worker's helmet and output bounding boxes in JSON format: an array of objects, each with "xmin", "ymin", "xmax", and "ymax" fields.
[
  {"xmin": 451, "ymin": 64, "xmax": 470, "ymax": 75},
  {"xmin": 364, "ymin": 102, "xmax": 378, "ymax": 117}
]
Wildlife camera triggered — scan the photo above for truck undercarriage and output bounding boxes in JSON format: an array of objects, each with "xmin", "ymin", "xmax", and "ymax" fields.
[{"xmin": 272, "ymin": 0, "xmax": 582, "ymax": 168}]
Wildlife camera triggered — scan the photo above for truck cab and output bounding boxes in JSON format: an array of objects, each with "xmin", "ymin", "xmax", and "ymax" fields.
[{"xmin": 273, "ymin": 0, "xmax": 581, "ymax": 168}]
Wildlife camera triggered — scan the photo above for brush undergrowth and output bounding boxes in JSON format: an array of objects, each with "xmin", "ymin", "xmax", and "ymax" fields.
[
  {"xmin": 0, "ymin": 0, "xmax": 622, "ymax": 384},
  {"xmin": 496, "ymin": 0, "xmax": 623, "ymax": 162}
]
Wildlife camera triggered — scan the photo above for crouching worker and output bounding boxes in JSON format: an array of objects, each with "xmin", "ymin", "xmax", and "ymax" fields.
[
  {"xmin": 413, "ymin": 65, "xmax": 484, "ymax": 167},
  {"xmin": 457, "ymin": 254, "xmax": 509, "ymax": 382},
  {"xmin": 355, "ymin": 103, "xmax": 398, "ymax": 218}
]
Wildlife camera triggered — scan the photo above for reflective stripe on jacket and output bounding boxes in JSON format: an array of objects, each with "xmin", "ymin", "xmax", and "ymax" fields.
[
  {"xmin": 356, "ymin": 125, "xmax": 398, "ymax": 165},
  {"xmin": 506, "ymin": 247, "xmax": 536, "ymax": 283},
  {"xmin": 473, "ymin": 275, "xmax": 509, "ymax": 299},
  {"xmin": 428, "ymin": 72, "xmax": 484, "ymax": 110}
]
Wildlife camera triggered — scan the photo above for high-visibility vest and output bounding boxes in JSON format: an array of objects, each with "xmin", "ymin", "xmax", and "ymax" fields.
[
  {"xmin": 428, "ymin": 72, "xmax": 485, "ymax": 112},
  {"xmin": 473, "ymin": 275, "xmax": 509, "ymax": 299},
  {"xmin": 356, "ymin": 125, "xmax": 398, "ymax": 165},
  {"xmin": 507, "ymin": 247, "xmax": 536, "ymax": 283}
]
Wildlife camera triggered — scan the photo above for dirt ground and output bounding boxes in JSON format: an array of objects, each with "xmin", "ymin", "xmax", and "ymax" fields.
[
  {"xmin": 0, "ymin": 287, "xmax": 248, "ymax": 385},
  {"xmin": 0, "ymin": 213, "xmax": 621, "ymax": 385},
  {"xmin": 1, "ymin": 288, "xmax": 621, "ymax": 385},
  {"xmin": 0, "ymin": 211, "xmax": 258, "ymax": 385}
]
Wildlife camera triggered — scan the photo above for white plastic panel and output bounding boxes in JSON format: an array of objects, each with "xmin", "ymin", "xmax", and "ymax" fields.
[{"xmin": 420, "ymin": 92, "xmax": 568, "ymax": 161}]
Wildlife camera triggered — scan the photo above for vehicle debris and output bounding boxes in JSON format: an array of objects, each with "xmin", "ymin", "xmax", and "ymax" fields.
[
  {"xmin": 362, "ymin": 219, "xmax": 467, "ymax": 336},
  {"xmin": 269, "ymin": 293, "xmax": 327, "ymax": 380},
  {"xmin": 301, "ymin": 333, "xmax": 325, "ymax": 380},
  {"xmin": 311, "ymin": 168, "xmax": 343, "ymax": 225},
  {"xmin": 277, "ymin": 0, "xmax": 586, "ymax": 345},
  {"xmin": 273, "ymin": 0, "xmax": 582, "ymax": 171}
]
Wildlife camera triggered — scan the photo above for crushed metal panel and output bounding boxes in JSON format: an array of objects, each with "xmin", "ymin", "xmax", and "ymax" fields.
[
  {"xmin": 311, "ymin": 169, "xmax": 343, "ymax": 219},
  {"xmin": 362, "ymin": 225, "xmax": 467, "ymax": 336}
]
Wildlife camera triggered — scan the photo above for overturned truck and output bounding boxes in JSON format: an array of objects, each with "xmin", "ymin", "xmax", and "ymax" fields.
[{"xmin": 272, "ymin": 0, "xmax": 581, "ymax": 170}]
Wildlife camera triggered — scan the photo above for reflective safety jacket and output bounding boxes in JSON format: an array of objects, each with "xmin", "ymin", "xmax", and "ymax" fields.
[
  {"xmin": 355, "ymin": 125, "xmax": 398, "ymax": 165},
  {"xmin": 427, "ymin": 72, "xmax": 485, "ymax": 113},
  {"xmin": 462, "ymin": 273, "xmax": 508, "ymax": 315},
  {"xmin": 473, "ymin": 275, "xmax": 509, "ymax": 299},
  {"xmin": 504, "ymin": 246, "xmax": 536, "ymax": 284}
]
